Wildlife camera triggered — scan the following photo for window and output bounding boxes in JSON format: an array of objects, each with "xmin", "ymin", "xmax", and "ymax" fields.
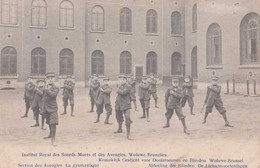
[
  {"xmin": 206, "ymin": 23, "xmax": 222, "ymax": 66},
  {"xmin": 60, "ymin": 0, "xmax": 73, "ymax": 28},
  {"xmin": 191, "ymin": 46, "xmax": 198, "ymax": 79},
  {"xmin": 91, "ymin": 50, "xmax": 104, "ymax": 75},
  {"xmin": 1, "ymin": 46, "xmax": 17, "ymax": 76},
  {"xmin": 171, "ymin": 11, "xmax": 181, "ymax": 35},
  {"xmin": 91, "ymin": 5, "xmax": 104, "ymax": 31},
  {"xmin": 120, "ymin": 51, "xmax": 132, "ymax": 74},
  {"xmin": 240, "ymin": 13, "xmax": 260, "ymax": 65},
  {"xmin": 31, "ymin": 0, "xmax": 47, "ymax": 26},
  {"xmin": 192, "ymin": 4, "xmax": 197, "ymax": 31},
  {"xmin": 120, "ymin": 7, "xmax": 132, "ymax": 32},
  {"xmin": 0, "ymin": 0, "xmax": 18, "ymax": 25},
  {"xmin": 146, "ymin": 9, "xmax": 157, "ymax": 33},
  {"xmin": 59, "ymin": 48, "xmax": 73, "ymax": 76},
  {"xmin": 146, "ymin": 51, "xmax": 157, "ymax": 75},
  {"xmin": 171, "ymin": 52, "xmax": 182, "ymax": 75},
  {"xmin": 31, "ymin": 47, "xmax": 46, "ymax": 76}
]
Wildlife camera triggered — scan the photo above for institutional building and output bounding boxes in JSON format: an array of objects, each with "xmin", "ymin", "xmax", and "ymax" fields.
[{"xmin": 0, "ymin": 0, "xmax": 259, "ymax": 87}]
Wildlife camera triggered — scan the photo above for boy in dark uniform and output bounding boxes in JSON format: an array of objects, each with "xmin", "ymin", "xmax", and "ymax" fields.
[
  {"xmin": 42, "ymin": 72, "xmax": 59, "ymax": 146},
  {"xmin": 95, "ymin": 77, "xmax": 112, "ymax": 124},
  {"xmin": 139, "ymin": 76, "xmax": 151, "ymax": 122},
  {"xmin": 114, "ymin": 74, "xmax": 133, "ymax": 140},
  {"xmin": 31, "ymin": 79, "xmax": 45, "ymax": 129},
  {"xmin": 163, "ymin": 77, "xmax": 190, "ymax": 135},
  {"xmin": 128, "ymin": 74, "xmax": 138, "ymax": 111},
  {"xmin": 88, "ymin": 75, "xmax": 100, "ymax": 112},
  {"xmin": 181, "ymin": 75, "xmax": 195, "ymax": 115},
  {"xmin": 203, "ymin": 76, "xmax": 233, "ymax": 127},
  {"xmin": 61, "ymin": 75, "xmax": 75, "ymax": 117},
  {"xmin": 148, "ymin": 73, "xmax": 159, "ymax": 108},
  {"xmin": 21, "ymin": 76, "xmax": 36, "ymax": 118}
]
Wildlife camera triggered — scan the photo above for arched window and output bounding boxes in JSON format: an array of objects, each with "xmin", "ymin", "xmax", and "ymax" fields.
[
  {"xmin": 240, "ymin": 13, "xmax": 260, "ymax": 64},
  {"xmin": 120, "ymin": 7, "xmax": 132, "ymax": 32},
  {"xmin": 171, "ymin": 52, "xmax": 182, "ymax": 75},
  {"xmin": 120, "ymin": 51, "xmax": 132, "ymax": 74},
  {"xmin": 0, "ymin": 0, "xmax": 18, "ymax": 25},
  {"xmin": 59, "ymin": 48, "xmax": 73, "ymax": 76},
  {"xmin": 31, "ymin": 48, "xmax": 46, "ymax": 76},
  {"xmin": 31, "ymin": 0, "xmax": 47, "ymax": 26},
  {"xmin": 146, "ymin": 51, "xmax": 157, "ymax": 75},
  {"xmin": 191, "ymin": 46, "xmax": 198, "ymax": 79},
  {"xmin": 171, "ymin": 11, "xmax": 181, "ymax": 35},
  {"xmin": 192, "ymin": 4, "xmax": 197, "ymax": 31},
  {"xmin": 91, "ymin": 50, "xmax": 104, "ymax": 75},
  {"xmin": 60, "ymin": 0, "xmax": 74, "ymax": 28},
  {"xmin": 146, "ymin": 9, "xmax": 157, "ymax": 33},
  {"xmin": 1, "ymin": 47, "xmax": 17, "ymax": 76},
  {"xmin": 91, "ymin": 5, "xmax": 104, "ymax": 31},
  {"xmin": 206, "ymin": 23, "xmax": 222, "ymax": 66}
]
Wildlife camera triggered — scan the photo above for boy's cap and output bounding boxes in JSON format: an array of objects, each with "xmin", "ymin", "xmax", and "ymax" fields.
[
  {"xmin": 172, "ymin": 77, "xmax": 179, "ymax": 82},
  {"xmin": 211, "ymin": 76, "xmax": 219, "ymax": 80},
  {"xmin": 36, "ymin": 79, "xmax": 45, "ymax": 84},
  {"xmin": 45, "ymin": 72, "xmax": 55, "ymax": 78}
]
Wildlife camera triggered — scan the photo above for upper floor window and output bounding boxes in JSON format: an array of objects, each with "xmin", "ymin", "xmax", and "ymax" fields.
[
  {"xmin": 1, "ymin": 46, "xmax": 17, "ymax": 76},
  {"xmin": 120, "ymin": 7, "xmax": 132, "ymax": 32},
  {"xmin": 206, "ymin": 23, "xmax": 222, "ymax": 66},
  {"xmin": 0, "ymin": 0, "xmax": 18, "ymax": 25},
  {"xmin": 171, "ymin": 11, "xmax": 181, "ymax": 35},
  {"xmin": 240, "ymin": 12, "xmax": 260, "ymax": 65},
  {"xmin": 31, "ymin": 0, "xmax": 47, "ymax": 27},
  {"xmin": 146, "ymin": 9, "xmax": 157, "ymax": 33},
  {"xmin": 192, "ymin": 4, "xmax": 197, "ymax": 31},
  {"xmin": 60, "ymin": 0, "xmax": 74, "ymax": 28},
  {"xmin": 91, "ymin": 5, "xmax": 104, "ymax": 31}
]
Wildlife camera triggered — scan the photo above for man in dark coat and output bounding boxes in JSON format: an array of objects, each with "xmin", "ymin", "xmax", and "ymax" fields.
[
  {"xmin": 31, "ymin": 79, "xmax": 45, "ymax": 129},
  {"xmin": 181, "ymin": 75, "xmax": 195, "ymax": 115},
  {"xmin": 139, "ymin": 76, "xmax": 151, "ymax": 122},
  {"xmin": 42, "ymin": 72, "xmax": 59, "ymax": 146},
  {"xmin": 95, "ymin": 77, "xmax": 112, "ymax": 124},
  {"xmin": 128, "ymin": 74, "xmax": 138, "ymax": 111},
  {"xmin": 61, "ymin": 75, "xmax": 75, "ymax": 117},
  {"xmin": 114, "ymin": 74, "xmax": 132, "ymax": 140},
  {"xmin": 148, "ymin": 73, "xmax": 159, "ymax": 108},
  {"xmin": 203, "ymin": 76, "xmax": 233, "ymax": 127},
  {"xmin": 88, "ymin": 75, "xmax": 100, "ymax": 112},
  {"xmin": 163, "ymin": 77, "xmax": 190, "ymax": 135},
  {"xmin": 21, "ymin": 76, "xmax": 36, "ymax": 118}
]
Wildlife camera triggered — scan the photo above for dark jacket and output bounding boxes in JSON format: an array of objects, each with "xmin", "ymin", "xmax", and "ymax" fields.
[
  {"xmin": 165, "ymin": 86, "xmax": 183, "ymax": 109},
  {"xmin": 89, "ymin": 80, "xmax": 100, "ymax": 101},
  {"xmin": 42, "ymin": 84, "xmax": 59, "ymax": 113},
  {"xmin": 182, "ymin": 82, "xmax": 194, "ymax": 97},
  {"xmin": 96, "ymin": 84, "xmax": 112, "ymax": 105},
  {"xmin": 204, "ymin": 84, "xmax": 222, "ymax": 106},
  {"xmin": 149, "ymin": 78, "xmax": 157, "ymax": 93},
  {"xmin": 115, "ymin": 83, "xmax": 132, "ymax": 111},
  {"xmin": 128, "ymin": 78, "xmax": 136, "ymax": 94},
  {"xmin": 139, "ymin": 82, "xmax": 151, "ymax": 100},
  {"xmin": 63, "ymin": 80, "xmax": 75, "ymax": 98},
  {"xmin": 24, "ymin": 82, "xmax": 36, "ymax": 100},
  {"xmin": 31, "ymin": 87, "xmax": 44, "ymax": 109}
]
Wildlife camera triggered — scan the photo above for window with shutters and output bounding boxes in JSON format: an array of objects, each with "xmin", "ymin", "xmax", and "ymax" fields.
[
  {"xmin": 91, "ymin": 5, "xmax": 104, "ymax": 31},
  {"xmin": 240, "ymin": 13, "xmax": 260, "ymax": 64},
  {"xmin": 91, "ymin": 50, "xmax": 104, "ymax": 75},
  {"xmin": 60, "ymin": 48, "xmax": 73, "ymax": 76},
  {"xmin": 0, "ymin": 0, "xmax": 18, "ymax": 25},
  {"xmin": 120, "ymin": 7, "xmax": 132, "ymax": 32},
  {"xmin": 1, "ymin": 46, "xmax": 17, "ymax": 76},
  {"xmin": 60, "ymin": 0, "xmax": 74, "ymax": 28},
  {"xmin": 191, "ymin": 46, "xmax": 198, "ymax": 79},
  {"xmin": 31, "ymin": 0, "xmax": 47, "ymax": 27},
  {"xmin": 146, "ymin": 9, "xmax": 157, "ymax": 33},
  {"xmin": 31, "ymin": 48, "xmax": 46, "ymax": 76},
  {"xmin": 171, "ymin": 11, "xmax": 181, "ymax": 35},
  {"xmin": 120, "ymin": 51, "xmax": 132, "ymax": 74},
  {"xmin": 171, "ymin": 52, "xmax": 182, "ymax": 75},
  {"xmin": 192, "ymin": 3, "xmax": 197, "ymax": 32},
  {"xmin": 146, "ymin": 51, "xmax": 157, "ymax": 75}
]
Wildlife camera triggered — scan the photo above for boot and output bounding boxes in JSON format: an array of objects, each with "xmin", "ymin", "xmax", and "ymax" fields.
[
  {"xmin": 104, "ymin": 114, "xmax": 111, "ymax": 124},
  {"xmin": 181, "ymin": 118, "xmax": 190, "ymax": 135},
  {"xmin": 51, "ymin": 125, "xmax": 57, "ymax": 147},
  {"xmin": 41, "ymin": 116, "xmax": 46, "ymax": 130},
  {"xmin": 71, "ymin": 105, "xmax": 75, "ymax": 117},
  {"xmin": 88, "ymin": 103, "xmax": 94, "ymax": 112},
  {"xmin": 155, "ymin": 99, "xmax": 159, "ymax": 108},
  {"xmin": 191, "ymin": 107, "xmax": 195, "ymax": 115},
  {"xmin": 61, "ymin": 106, "xmax": 67, "ymax": 115},
  {"xmin": 134, "ymin": 101, "xmax": 138, "ymax": 111},
  {"xmin": 126, "ymin": 125, "xmax": 133, "ymax": 140},
  {"xmin": 202, "ymin": 112, "xmax": 208, "ymax": 124},
  {"xmin": 163, "ymin": 118, "xmax": 170, "ymax": 128},
  {"xmin": 43, "ymin": 125, "xmax": 51, "ymax": 139},
  {"xmin": 31, "ymin": 114, "xmax": 39, "ymax": 127},
  {"xmin": 94, "ymin": 114, "xmax": 100, "ymax": 123},
  {"xmin": 21, "ymin": 107, "xmax": 29, "ymax": 118},
  {"xmin": 222, "ymin": 113, "xmax": 233, "ymax": 127},
  {"xmin": 139, "ymin": 109, "xmax": 146, "ymax": 119},
  {"xmin": 114, "ymin": 122, "xmax": 123, "ymax": 133},
  {"xmin": 146, "ymin": 109, "xmax": 150, "ymax": 122}
]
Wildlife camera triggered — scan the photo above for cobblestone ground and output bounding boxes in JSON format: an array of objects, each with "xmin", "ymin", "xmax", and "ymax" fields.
[{"xmin": 0, "ymin": 85, "xmax": 259, "ymax": 167}]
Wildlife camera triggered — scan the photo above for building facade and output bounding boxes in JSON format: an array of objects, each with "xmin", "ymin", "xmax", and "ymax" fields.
[{"xmin": 0, "ymin": 0, "xmax": 259, "ymax": 87}]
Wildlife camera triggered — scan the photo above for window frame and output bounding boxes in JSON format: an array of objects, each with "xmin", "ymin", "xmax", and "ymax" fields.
[
  {"xmin": 91, "ymin": 5, "xmax": 104, "ymax": 32},
  {"xmin": 31, "ymin": 47, "xmax": 46, "ymax": 76},
  {"xmin": 31, "ymin": 0, "xmax": 47, "ymax": 27},
  {"xmin": 0, "ymin": 0, "xmax": 18, "ymax": 25},
  {"xmin": 1, "ymin": 46, "xmax": 17, "ymax": 76},
  {"xmin": 59, "ymin": 48, "xmax": 74, "ymax": 76},
  {"xmin": 91, "ymin": 50, "xmax": 104, "ymax": 75},
  {"xmin": 120, "ymin": 7, "xmax": 132, "ymax": 33},
  {"xmin": 59, "ymin": 0, "xmax": 74, "ymax": 28}
]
